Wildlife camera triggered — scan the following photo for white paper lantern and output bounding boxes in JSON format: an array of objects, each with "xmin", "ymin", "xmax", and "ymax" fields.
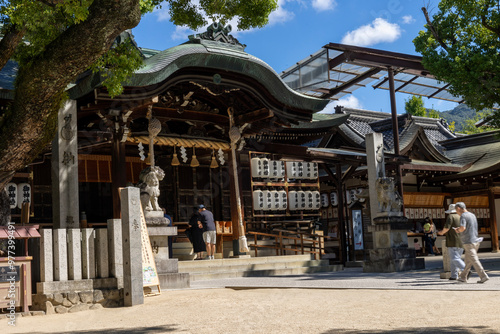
[
  {"xmin": 288, "ymin": 190, "xmax": 299, "ymax": 210},
  {"xmin": 304, "ymin": 191, "xmax": 313, "ymax": 210},
  {"xmin": 271, "ymin": 190, "xmax": 281, "ymax": 210},
  {"xmin": 6, "ymin": 183, "xmax": 17, "ymax": 209},
  {"xmin": 330, "ymin": 192, "xmax": 338, "ymax": 206},
  {"xmin": 262, "ymin": 190, "xmax": 273, "ymax": 211},
  {"xmin": 321, "ymin": 193, "xmax": 329, "ymax": 208},
  {"xmin": 270, "ymin": 160, "xmax": 285, "ymax": 179},
  {"xmin": 278, "ymin": 190, "xmax": 287, "ymax": 210},
  {"xmin": 17, "ymin": 183, "xmax": 31, "ymax": 209},
  {"xmin": 312, "ymin": 191, "xmax": 321, "ymax": 210},
  {"xmin": 286, "ymin": 161, "xmax": 298, "ymax": 179},
  {"xmin": 299, "ymin": 191, "xmax": 307, "ymax": 209},
  {"xmin": 253, "ymin": 190, "xmax": 264, "ymax": 210},
  {"xmin": 251, "ymin": 157, "xmax": 263, "ymax": 177}
]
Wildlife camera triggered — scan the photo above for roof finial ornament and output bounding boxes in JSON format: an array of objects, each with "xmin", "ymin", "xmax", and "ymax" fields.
[
  {"xmin": 334, "ymin": 105, "xmax": 345, "ymax": 114},
  {"xmin": 189, "ymin": 22, "xmax": 246, "ymax": 50}
]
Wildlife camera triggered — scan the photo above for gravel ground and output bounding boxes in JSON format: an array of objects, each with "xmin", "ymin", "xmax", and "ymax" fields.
[{"xmin": 4, "ymin": 253, "xmax": 500, "ymax": 334}]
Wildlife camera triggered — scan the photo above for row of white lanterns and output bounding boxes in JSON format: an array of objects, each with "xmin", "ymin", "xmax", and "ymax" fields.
[
  {"xmin": 320, "ymin": 188, "xmax": 365, "ymax": 208},
  {"xmin": 6, "ymin": 183, "xmax": 32, "ymax": 209},
  {"xmin": 251, "ymin": 158, "xmax": 318, "ymax": 180},
  {"xmin": 253, "ymin": 189, "xmax": 321, "ymax": 211}
]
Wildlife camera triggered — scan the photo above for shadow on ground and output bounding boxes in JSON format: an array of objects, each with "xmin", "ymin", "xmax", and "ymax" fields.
[
  {"xmin": 322, "ymin": 326, "xmax": 499, "ymax": 333},
  {"xmin": 30, "ymin": 325, "xmax": 178, "ymax": 334}
]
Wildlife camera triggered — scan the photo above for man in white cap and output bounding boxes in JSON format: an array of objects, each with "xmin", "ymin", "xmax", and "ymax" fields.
[
  {"xmin": 437, "ymin": 204, "xmax": 465, "ymax": 280},
  {"xmin": 454, "ymin": 202, "xmax": 489, "ymax": 283}
]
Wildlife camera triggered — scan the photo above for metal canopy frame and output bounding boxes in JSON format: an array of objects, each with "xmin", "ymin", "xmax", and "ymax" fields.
[{"xmin": 280, "ymin": 42, "xmax": 463, "ymax": 103}]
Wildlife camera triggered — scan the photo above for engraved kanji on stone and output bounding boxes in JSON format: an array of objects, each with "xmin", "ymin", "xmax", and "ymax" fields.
[{"xmin": 62, "ymin": 151, "xmax": 75, "ymax": 166}]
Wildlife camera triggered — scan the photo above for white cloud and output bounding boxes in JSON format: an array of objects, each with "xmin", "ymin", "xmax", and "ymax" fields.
[
  {"xmin": 155, "ymin": 8, "xmax": 170, "ymax": 22},
  {"xmin": 269, "ymin": 0, "xmax": 295, "ymax": 25},
  {"xmin": 312, "ymin": 0, "xmax": 337, "ymax": 12},
  {"xmin": 320, "ymin": 95, "xmax": 363, "ymax": 113},
  {"xmin": 341, "ymin": 18, "xmax": 401, "ymax": 47},
  {"xmin": 171, "ymin": 26, "xmax": 193, "ymax": 41},
  {"xmin": 402, "ymin": 15, "xmax": 415, "ymax": 24},
  {"xmin": 337, "ymin": 95, "xmax": 363, "ymax": 109}
]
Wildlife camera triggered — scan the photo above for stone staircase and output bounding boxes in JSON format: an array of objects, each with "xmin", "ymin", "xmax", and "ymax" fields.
[{"xmin": 178, "ymin": 254, "xmax": 343, "ymax": 281}]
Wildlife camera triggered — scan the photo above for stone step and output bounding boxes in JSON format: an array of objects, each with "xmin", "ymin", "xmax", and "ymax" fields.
[
  {"xmin": 179, "ymin": 259, "xmax": 330, "ymax": 274},
  {"xmin": 178, "ymin": 254, "xmax": 314, "ymax": 269},
  {"xmin": 188, "ymin": 264, "xmax": 343, "ymax": 281}
]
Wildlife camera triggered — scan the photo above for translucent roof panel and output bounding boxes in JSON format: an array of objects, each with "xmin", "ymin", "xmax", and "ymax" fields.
[{"xmin": 280, "ymin": 43, "xmax": 464, "ymax": 104}]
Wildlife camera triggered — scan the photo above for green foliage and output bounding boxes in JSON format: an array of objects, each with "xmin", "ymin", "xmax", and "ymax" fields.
[
  {"xmin": 413, "ymin": 1, "xmax": 500, "ymax": 112},
  {"xmin": 90, "ymin": 39, "xmax": 145, "ymax": 97},
  {"xmin": 427, "ymin": 108, "xmax": 440, "ymax": 119},
  {"xmin": 460, "ymin": 109, "xmax": 498, "ymax": 134},
  {"xmin": 448, "ymin": 120, "xmax": 455, "ymax": 132},
  {"xmin": 165, "ymin": 0, "xmax": 278, "ymax": 30},
  {"xmin": 2, "ymin": 0, "xmax": 94, "ymax": 63},
  {"xmin": 405, "ymin": 95, "xmax": 427, "ymax": 117},
  {"xmin": 0, "ymin": 0, "xmax": 278, "ymax": 97}
]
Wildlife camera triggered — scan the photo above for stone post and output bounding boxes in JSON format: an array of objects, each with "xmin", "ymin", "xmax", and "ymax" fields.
[
  {"xmin": 81, "ymin": 228, "xmax": 96, "ymax": 279},
  {"xmin": 67, "ymin": 229, "xmax": 82, "ymax": 280},
  {"xmin": 53, "ymin": 229, "xmax": 68, "ymax": 281},
  {"xmin": 108, "ymin": 219, "xmax": 123, "ymax": 279},
  {"xmin": 95, "ymin": 229, "xmax": 109, "ymax": 278},
  {"xmin": 51, "ymin": 99, "xmax": 79, "ymax": 229},
  {"xmin": 39, "ymin": 229, "xmax": 53, "ymax": 282},
  {"xmin": 121, "ymin": 187, "xmax": 144, "ymax": 306},
  {"xmin": 363, "ymin": 133, "xmax": 424, "ymax": 272}
]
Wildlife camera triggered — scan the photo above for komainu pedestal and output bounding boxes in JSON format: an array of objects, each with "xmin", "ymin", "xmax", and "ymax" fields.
[{"xmin": 363, "ymin": 215, "xmax": 425, "ymax": 273}]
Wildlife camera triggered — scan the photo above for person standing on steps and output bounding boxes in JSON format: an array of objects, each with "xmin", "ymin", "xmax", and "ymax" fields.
[
  {"xmin": 187, "ymin": 207, "xmax": 206, "ymax": 260},
  {"xmin": 454, "ymin": 202, "xmax": 489, "ymax": 284},
  {"xmin": 198, "ymin": 204, "xmax": 216, "ymax": 260},
  {"xmin": 437, "ymin": 204, "xmax": 465, "ymax": 280}
]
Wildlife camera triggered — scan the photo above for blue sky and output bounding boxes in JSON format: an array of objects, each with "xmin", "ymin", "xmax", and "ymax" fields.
[{"xmin": 132, "ymin": 0, "xmax": 459, "ymax": 114}]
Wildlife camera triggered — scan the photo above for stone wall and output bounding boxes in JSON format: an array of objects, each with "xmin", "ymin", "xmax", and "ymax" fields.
[{"xmin": 31, "ymin": 288, "xmax": 123, "ymax": 314}]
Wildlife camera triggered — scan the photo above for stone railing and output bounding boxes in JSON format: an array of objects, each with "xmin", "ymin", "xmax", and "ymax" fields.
[{"xmin": 32, "ymin": 220, "xmax": 125, "ymax": 314}]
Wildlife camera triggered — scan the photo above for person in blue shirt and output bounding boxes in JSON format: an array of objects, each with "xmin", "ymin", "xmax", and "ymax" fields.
[{"xmin": 198, "ymin": 204, "xmax": 216, "ymax": 260}]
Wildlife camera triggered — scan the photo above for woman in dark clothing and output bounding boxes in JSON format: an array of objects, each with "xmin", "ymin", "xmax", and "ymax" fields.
[{"xmin": 188, "ymin": 208, "xmax": 206, "ymax": 260}]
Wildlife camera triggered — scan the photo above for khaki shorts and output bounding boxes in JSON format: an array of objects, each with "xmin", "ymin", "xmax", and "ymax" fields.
[{"xmin": 203, "ymin": 231, "xmax": 217, "ymax": 244}]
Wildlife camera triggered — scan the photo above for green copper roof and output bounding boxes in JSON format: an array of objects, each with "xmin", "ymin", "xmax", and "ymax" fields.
[{"xmin": 68, "ymin": 37, "xmax": 328, "ymax": 114}]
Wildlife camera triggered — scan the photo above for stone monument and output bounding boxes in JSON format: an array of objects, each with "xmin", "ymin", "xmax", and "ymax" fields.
[{"xmin": 363, "ymin": 133, "xmax": 425, "ymax": 272}]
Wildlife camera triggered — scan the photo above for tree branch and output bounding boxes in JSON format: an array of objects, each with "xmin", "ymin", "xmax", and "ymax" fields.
[
  {"xmin": 0, "ymin": 24, "xmax": 25, "ymax": 70},
  {"xmin": 422, "ymin": 7, "xmax": 449, "ymax": 50},
  {"xmin": 481, "ymin": 15, "xmax": 500, "ymax": 39},
  {"xmin": 0, "ymin": 0, "xmax": 143, "ymax": 175}
]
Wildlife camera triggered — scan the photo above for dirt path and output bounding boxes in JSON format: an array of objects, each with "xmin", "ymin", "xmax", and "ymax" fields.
[{"xmin": 5, "ymin": 288, "xmax": 500, "ymax": 333}]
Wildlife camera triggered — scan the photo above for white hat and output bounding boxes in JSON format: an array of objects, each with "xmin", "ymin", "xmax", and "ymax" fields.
[{"xmin": 444, "ymin": 204, "xmax": 456, "ymax": 214}]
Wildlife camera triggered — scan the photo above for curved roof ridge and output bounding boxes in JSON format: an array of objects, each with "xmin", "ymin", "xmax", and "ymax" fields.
[
  {"xmin": 69, "ymin": 39, "xmax": 328, "ymax": 115},
  {"xmin": 399, "ymin": 124, "xmax": 451, "ymax": 163}
]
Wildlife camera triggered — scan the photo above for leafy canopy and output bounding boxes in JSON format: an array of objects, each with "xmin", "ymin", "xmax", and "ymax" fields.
[
  {"xmin": 460, "ymin": 109, "xmax": 498, "ymax": 134},
  {"xmin": 405, "ymin": 95, "xmax": 427, "ymax": 117},
  {"xmin": 413, "ymin": 0, "xmax": 500, "ymax": 125},
  {"xmin": 0, "ymin": 0, "xmax": 278, "ymax": 96}
]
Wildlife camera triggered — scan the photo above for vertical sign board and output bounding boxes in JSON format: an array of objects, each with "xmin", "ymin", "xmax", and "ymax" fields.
[
  {"xmin": 352, "ymin": 209, "xmax": 364, "ymax": 250},
  {"xmin": 139, "ymin": 208, "xmax": 160, "ymax": 293}
]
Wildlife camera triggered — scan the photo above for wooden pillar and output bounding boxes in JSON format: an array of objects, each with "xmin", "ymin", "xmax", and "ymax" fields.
[
  {"xmin": 111, "ymin": 134, "xmax": 127, "ymax": 219},
  {"xmin": 336, "ymin": 163, "xmax": 348, "ymax": 264},
  {"xmin": 229, "ymin": 149, "xmax": 245, "ymax": 254},
  {"xmin": 488, "ymin": 187, "xmax": 499, "ymax": 252}
]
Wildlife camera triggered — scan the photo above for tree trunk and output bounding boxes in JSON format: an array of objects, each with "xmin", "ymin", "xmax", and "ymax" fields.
[{"xmin": 0, "ymin": 0, "xmax": 142, "ymax": 190}]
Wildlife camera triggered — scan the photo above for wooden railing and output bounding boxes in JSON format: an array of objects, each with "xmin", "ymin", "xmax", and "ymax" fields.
[{"xmin": 248, "ymin": 229, "xmax": 334, "ymax": 260}]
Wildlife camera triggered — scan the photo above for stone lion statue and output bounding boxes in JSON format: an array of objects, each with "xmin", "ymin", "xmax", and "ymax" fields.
[
  {"xmin": 375, "ymin": 177, "xmax": 402, "ymax": 213},
  {"xmin": 137, "ymin": 166, "xmax": 165, "ymax": 212}
]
